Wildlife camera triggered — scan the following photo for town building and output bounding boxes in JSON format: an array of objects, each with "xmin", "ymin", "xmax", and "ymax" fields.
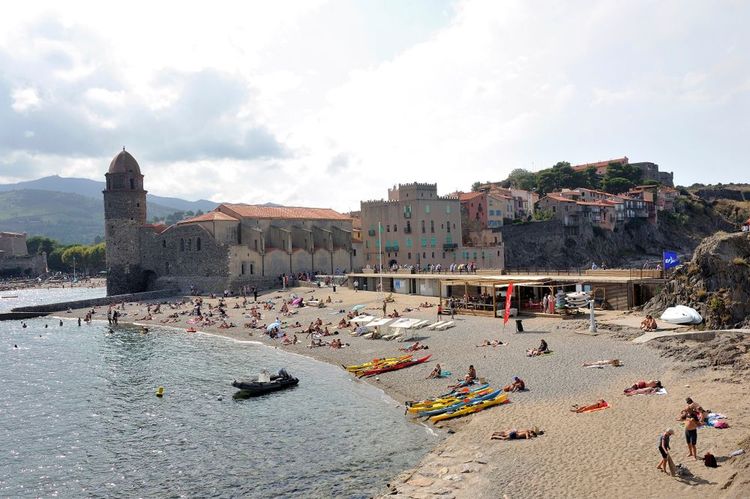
[
  {"xmin": 360, "ymin": 183, "xmax": 504, "ymax": 271},
  {"xmin": 571, "ymin": 156, "xmax": 674, "ymax": 187},
  {"xmin": 104, "ymin": 149, "xmax": 359, "ymax": 295},
  {"xmin": 0, "ymin": 232, "xmax": 47, "ymax": 276}
]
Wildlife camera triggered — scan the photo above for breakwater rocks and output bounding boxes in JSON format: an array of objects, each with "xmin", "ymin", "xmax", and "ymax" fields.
[{"xmin": 645, "ymin": 231, "xmax": 750, "ymax": 329}]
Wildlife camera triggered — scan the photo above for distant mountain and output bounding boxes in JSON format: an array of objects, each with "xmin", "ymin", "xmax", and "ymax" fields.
[
  {"xmin": 0, "ymin": 175, "xmax": 219, "ymax": 213},
  {"xmin": 0, "ymin": 189, "xmax": 191, "ymax": 245}
]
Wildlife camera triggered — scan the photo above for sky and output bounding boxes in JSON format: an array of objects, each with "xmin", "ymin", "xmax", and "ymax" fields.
[{"xmin": 0, "ymin": 0, "xmax": 748, "ymax": 212}]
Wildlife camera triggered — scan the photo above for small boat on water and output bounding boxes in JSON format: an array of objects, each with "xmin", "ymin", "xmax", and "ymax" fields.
[{"xmin": 232, "ymin": 369, "xmax": 299, "ymax": 398}]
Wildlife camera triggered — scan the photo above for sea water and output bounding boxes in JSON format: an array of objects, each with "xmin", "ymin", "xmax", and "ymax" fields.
[{"xmin": 0, "ymin": 292, "xmax": 435, "ymax": 498}]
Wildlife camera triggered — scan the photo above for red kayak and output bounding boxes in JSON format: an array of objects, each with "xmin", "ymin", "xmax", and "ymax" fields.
[{"xmin": 359, "ymin": 355, "xmax": 432, "ymax": 378}]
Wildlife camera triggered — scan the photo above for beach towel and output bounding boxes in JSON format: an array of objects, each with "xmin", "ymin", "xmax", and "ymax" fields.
[
  {"xmin": 437, "ymin": 371, "xmax": 452, "ymax": 378},
  {"xmin": 624, "ymin": 387, "xmax": 667, "ymax": 396},
  {"xmin": 574, "ymin": 401, "xmax": 610, "ymax": 413},
  {"xmin": 528, "ymin": 350, "xmax": 554, "ymax": 358}
]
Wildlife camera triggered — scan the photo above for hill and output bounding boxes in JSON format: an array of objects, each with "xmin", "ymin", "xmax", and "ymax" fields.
[
  {"xmin": 0, "ymin": 189, "xmax": 181, "ymax": 244},
  {"xmin": 0, "ymin": 175, "xmax": 219, "ymax": 213}
]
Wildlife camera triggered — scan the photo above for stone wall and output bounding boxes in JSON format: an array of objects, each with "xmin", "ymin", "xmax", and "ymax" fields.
[
  {"xmin": 12, "ymin": 288, "xmax": 178, "ymax": 313},
  {"xmin": 0, "ymin": 254, "xmax": 47, "ymax": 277}
]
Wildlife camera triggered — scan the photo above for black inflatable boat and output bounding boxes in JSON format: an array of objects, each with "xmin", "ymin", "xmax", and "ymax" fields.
[{"xmin": 232, "ymin": 369, "xmax": 299, "ymax": 398}]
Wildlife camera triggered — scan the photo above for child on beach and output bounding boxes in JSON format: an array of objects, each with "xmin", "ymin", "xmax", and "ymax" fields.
[{"xmin": 657, "ymin": 429, "xmax": 675, "ymax": 475}]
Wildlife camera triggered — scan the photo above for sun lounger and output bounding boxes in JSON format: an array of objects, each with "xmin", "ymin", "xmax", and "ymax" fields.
[
  {"xmin": 412, "ymin": 320, "xmax": 430, "ymax": 329},
  {"xmin": 427, "ymin": 321, "xmax": 446, "ymax": 330},
  {"xmin": 383, "ymin": 328, "xmax": 404, "ymax": 341},
  {"xmin": 435, "ymin": 321, "xmax": 455, "ymax": 331}
]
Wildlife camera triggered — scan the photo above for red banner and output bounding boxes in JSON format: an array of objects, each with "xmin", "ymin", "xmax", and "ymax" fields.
[{"xmin": 503, "ymin": 282, "xmax": 514, "ymax": 324}]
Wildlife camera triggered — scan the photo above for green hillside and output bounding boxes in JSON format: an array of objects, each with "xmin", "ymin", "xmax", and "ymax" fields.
[{"xmin": 0, "ymin": 189, "xmax": 179, "ymax": 244}]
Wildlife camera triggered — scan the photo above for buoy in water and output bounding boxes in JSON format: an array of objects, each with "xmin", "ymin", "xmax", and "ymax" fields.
[{"xmin": 156, "ymin": 387, "xmax": 165, "ymax": 397}]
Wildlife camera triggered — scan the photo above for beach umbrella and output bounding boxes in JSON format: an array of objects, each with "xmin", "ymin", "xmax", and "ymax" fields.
[
  {"xmin": 351, "ymin": 304, "xmax": 366, "ymax": 312},
  {"xmin": 266, "ymin": 321, "xmax": 281, "ymax": 332}
]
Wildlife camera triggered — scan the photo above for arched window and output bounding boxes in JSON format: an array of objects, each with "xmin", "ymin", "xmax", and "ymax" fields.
[
  {"xmin": 130, "ymin": 178, "xmax": 135, "ymax": 190},
  {"xmin": 180, "ymin": 239, "xmax": 185, "ymax": 252},
  {"xmin": 196, "ymin": 237, "xmax": 201, "ymax": 251},
  {"xmin": 162, "ymin": 240, "xmax": 166, "ymax": 248}
]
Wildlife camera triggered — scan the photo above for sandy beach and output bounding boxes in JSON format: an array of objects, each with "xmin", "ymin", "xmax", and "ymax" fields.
[{"xmin": 62, "ymin": 285, "xmax": 750, "ymax": 498}]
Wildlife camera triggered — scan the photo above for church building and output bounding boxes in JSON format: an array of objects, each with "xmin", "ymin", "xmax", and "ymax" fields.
[{"xmin": 104, "ymin": 149, "xmax": 359, "ymax": 295}]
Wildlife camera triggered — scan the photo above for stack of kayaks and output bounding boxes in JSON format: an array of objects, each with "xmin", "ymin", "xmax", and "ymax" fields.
[
  {"xmin": 357, "ymin": 355, "xmax": 432, "ymax": 378},
  {"xmin": 660, "ymin": 305, "xmax": 702, "ymax": 325},
  {"xmin": 406, "ymin": 387, "xmax": 509, "ymax": 423},
  {"xmin": 565, "ymin": 291, "xmax": 590, "ymax": 309},
  {"xmin": 343, "ymin": 354, "xmax": 413, "ymax": 376}
]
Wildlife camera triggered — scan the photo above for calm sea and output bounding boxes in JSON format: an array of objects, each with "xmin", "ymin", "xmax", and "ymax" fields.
[{"xmin": 0, "ymin": 289, "xmax": 435, "ymax": 498}]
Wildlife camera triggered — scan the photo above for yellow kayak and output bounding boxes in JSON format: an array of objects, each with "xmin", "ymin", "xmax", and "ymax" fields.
[
  {"xmin": 429, "ymin": 393, "xmax": 509, "ymax": 423},
  {"xmin": 344, "ymin": 354, "xmax": 412, "ymax": 373},
  {"xmin": 407, "ymin": 387, "xmax": 494, "ymax": 414}
]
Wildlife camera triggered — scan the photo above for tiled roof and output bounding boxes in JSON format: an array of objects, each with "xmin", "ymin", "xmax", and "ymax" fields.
[
  {"xmin": 571, "ymin": 157, "xmax": 628, "ymax": 172},
  {"xmin": 220, "ymin": 204, "xmax": 351, "ymax": 221},
  {"xmin": 544, "ymin": 194, "xmax": 577, "ymax": 203},
  {"xmin": 459, "ymin": 191, "xmax": 485, "ymax": 201},
  {"xmin": 177, "ymin": 211, "xmax": 239, "ymax": 224},
  {"xmin": 577, "ymin": 201, "xmax": 613, "ymax": 207},
  {"xmin": 143, "ymin": 223, "xmax": 168, "ymax": 233}
]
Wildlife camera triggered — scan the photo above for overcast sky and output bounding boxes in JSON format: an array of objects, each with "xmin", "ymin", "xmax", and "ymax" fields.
[{"xmin": 1, "ymin": 0, "xmax": 748, "ymax": 211}]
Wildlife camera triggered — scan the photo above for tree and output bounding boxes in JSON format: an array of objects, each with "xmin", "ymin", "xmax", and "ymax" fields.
[
  {"xmin": 471, "ymin": 181, "xmax": 482, "ymax": 192},
  {"xmin": 27, "ymin": 236, "xmax": 57, "ymax": 256},
  {"xmin": 506, "ymin": 168, "xmax": 536, "ymax": 190},
  {"xmin": 602, "ymin": 177, "xmax": 634, "ymax": 194}
]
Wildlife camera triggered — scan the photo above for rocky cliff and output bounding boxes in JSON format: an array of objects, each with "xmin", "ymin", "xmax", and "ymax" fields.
[
  {"xmin": 644, "ymin": 231, "xmax": 750, "ymax": 329},
  {"xmin": 500, "ymin": 196, "xmax": 735, "ymax": 269}
]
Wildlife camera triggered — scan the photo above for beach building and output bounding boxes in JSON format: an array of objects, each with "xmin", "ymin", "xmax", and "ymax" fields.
[
  {"xmin": 347, "ymin": 268, "xmax": 664, "ymax": 314},
  {"xmin": 359, "ymin": 183, "xmax": 504, "ymax": 273},
  {"xmin": 104, "ymin": 149, "xmax": 360, "ymax": 295}
]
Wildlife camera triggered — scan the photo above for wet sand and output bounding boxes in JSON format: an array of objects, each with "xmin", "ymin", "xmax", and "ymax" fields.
[{"xmin": 66, "ymin": 286, "xmax": 750, "ymax": 498}]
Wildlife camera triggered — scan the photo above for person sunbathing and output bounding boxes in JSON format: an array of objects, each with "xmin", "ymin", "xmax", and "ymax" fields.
[
  {"xmin": 388, "ymin": 310, "xmax": 401, "ymax": 318},
  {"xmin": 329, "ymin": 338, "xmax": 342, "ymax": 349},
  {"xmin": 526, "ymin": 339, "xmax": 550, "ymax": 356},
  {"xmin": 626, "ymin": 380, "xmax": 662, "ymax": 392},
  {"xmin": 491, "ymin": 428, "xmax": 541, "ymax": 440},
  {"xmin": 640, "ymin": 315, "xmax": 658, "ymax": 332},
  {"xmin": 426, "ymin": 363, "xmax": 442, "ymax": 379},
  {"xmin": 503, "ymin": 376, "xmax": 525, "ymax": 392},
  {"xmin": 583, "ymin": 359, "xmax": 622, "ymax": 368},
  {"xmin": 570, "ymin": 400, "xmax": 608, "ymax": 413},
  {"xmin": 400, "ymin": 342, "xmax": 428, "ymax": 352},
  {"xmin": 476, "ymin": 339, "xmax": 505, "ymax": 347}
]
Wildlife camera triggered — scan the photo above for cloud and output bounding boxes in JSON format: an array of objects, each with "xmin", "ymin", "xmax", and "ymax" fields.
[{"xmin": 0, "ymin": 0, "xmax": 748, "ymax": 212}]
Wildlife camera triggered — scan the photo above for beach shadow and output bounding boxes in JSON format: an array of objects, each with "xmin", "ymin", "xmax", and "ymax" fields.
[{"xmin": 675, "ymin": 472, "xmax": 716, "ymax": 486}]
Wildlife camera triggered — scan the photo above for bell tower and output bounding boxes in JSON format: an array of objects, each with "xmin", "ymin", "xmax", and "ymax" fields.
[{"xmin": 103, "ymin": 148, "xmax": 147, "ymax": 295}]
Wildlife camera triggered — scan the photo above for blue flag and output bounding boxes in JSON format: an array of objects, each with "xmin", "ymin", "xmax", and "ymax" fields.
[{"xmin": 663, "ymin": 251, "xmax": 680, "ymax": 270}]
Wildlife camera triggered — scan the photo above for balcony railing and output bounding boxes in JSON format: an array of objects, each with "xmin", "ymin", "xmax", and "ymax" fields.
[
  {"xmin": 403, "ymin": 226, "xmax": 412, "ymax": 234},
  {"xmin": 385, "ymin": 245, "xmax": 400, "ymax": 252},
  {"xmin": 443, "ymin": 243, "xmax": 458, "ymax": 251}
]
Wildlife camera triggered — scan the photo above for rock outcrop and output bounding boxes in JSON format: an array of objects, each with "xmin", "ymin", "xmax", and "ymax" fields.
[{"xmin": 645, "ymin": 231, "xmax": 750, "ymax": 329}]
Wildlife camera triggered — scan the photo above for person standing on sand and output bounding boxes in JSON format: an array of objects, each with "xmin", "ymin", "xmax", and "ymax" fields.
[
  {"xmin": 252, "ymin": 287, "xmax": 258, "ymax": 302},
  {"xmin": 437, "ymin": 303, "xmax": 443, "ymax": 321},
  {"xmin": 382, "ymin": 300, "xmax": 387, "ymax": 317},
  {"xmin": 354, "ymin": 280, "xmax": 359, "ymax": 292},
  {"xmin": 657, "ymin": 428, "xmax": 675, "ymax": 475},
  {"xmin": 684, "ymin": 413, "xmax": 699, "ymax": 459}
]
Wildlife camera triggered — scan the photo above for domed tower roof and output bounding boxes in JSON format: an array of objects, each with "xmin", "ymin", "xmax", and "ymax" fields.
[{"xmin": 108, "ymin": 148, "xmax": 141, "ymax": 175}]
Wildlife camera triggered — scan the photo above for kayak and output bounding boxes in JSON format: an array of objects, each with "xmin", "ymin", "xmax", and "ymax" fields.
[
  {"xmin": 344, "ymin": 354, "xmax": 413, "ymax": 373},
  {"xmin": 406, "ymin": 386, "xmax": 493, "ymax": 414},
  {"xmin": 429, "ymin": 392, "xmax": 509, "ymax": 423},
  {"xmin": 406, "ymin": 384, "xmax": 490, "ymax": 410},
  {"xmin": 415, "ymin": 389, "xmax": 502, "ymax": 418},
  {"xmin": 359, "ymin": 355, "xmax": 432, "ymax": 378}
]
